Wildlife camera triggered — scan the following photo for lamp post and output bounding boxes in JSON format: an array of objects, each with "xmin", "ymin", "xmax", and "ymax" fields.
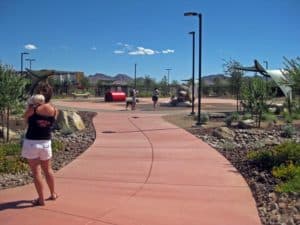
[
  {"xmin": 189, "ymin": 31, "xmax": 195, "ymax": 115},
  {"xmin": 134, "ymin": 63, "xmax": 137, "ymax": 89},
  {"xmin": 184, "ymin": 12, "xmax": 202, "ymax": 125},
  {"xmin": 26, "ymin": 58, "xmax": 35, "ymax": 70},
  {"xmin": 263, "ymin": 60, "xmax": 269, "ymax": 70},
  {"xmin": 21, "ymin": 52, "xmax": 29, "ymax": 76},
  {"xmin": 263, "ymin": 60, "xmax": 269, "ymax": 93},
  {"xmin": 165, "ymin": 68, "xmax": 172, "ymax": 94}
]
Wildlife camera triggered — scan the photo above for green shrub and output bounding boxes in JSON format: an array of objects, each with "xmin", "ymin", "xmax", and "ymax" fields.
[
  {"xmin": 224, "ymin": 115, "xmax": 233, "ymax": 127},
  {"xmin": 282, "ymin": 111, "xmax": 293, "ymax": 123},
  {"xmin": 247, "ymin": 150, "xmax": 275, "ymax": 170},
  {"xmin": 261, "ymin": 112, "xmax": 277, "ymax": 122},
  {"xmin": 0, "ymin": 142, "xmax": 21, "ymax": 156},
  {"xmin": 200, "ymin": 112, "xmax": 209, "ymax": 124},
  {"xmin": 275, "ymin": 175, "xmax": 300, "ymax": 193},
  {"xmin": 281, "ymin": 124, "xmax": 296, "ymax": 138},
  {"xmin": 247, "ymin": 141, "xmax": 300, "ymax": 170},
  {"xmin": 272, "ymin": 162, "xmax": 300, "ymax": 181},
  {"xmin": 0, "ymin": 142, "xmax": 29, "ymax": 174},
  {"xmin": 273, "ymin": 163, "xmax": 300, "ymax": 193},
  {"xmin": 224, "ymin": 112, "xmax": 240, "ymax": 127},
  {"xmin": 52, "ymin": 139, "xmax": 65, "ymax": 153},
  {"xmin": 272, "ymin": 141, "xmax": 300, "ymax": 165},
  {"xmin": 0, "ymin": 156, "xmax": 28, "ymax": 173},
  {"xmin": 242, "ymin": 113, "xmax": 252, "ymax": 120},
  {"xmin": 291, "ymin": 112, "xmax": 300, "ymax": 120}
]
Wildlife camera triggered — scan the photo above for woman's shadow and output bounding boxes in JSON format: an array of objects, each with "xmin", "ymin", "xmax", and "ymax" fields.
[{"xmin": 0, "ymin": 200, "xmax": 34, "ymax": 211}]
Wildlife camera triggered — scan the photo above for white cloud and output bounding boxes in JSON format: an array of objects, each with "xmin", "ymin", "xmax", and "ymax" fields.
[
  {"xmin": 24, "ymin": 44, "xmax": 37, "ymax": 50},
  {"xmin": 162, "ymin": 49, "xmax": 175, "ymax": 54},
  {"xmin": 114, "ymin": 42, "xmax": 174, "ymax": 56},
  {"xmin": 114, "ymin": 50, "xmax": 125, "ymax": 54},
  {"xmin": 90, "ymin": 46, "xmax": 97, "ymax": 50},
  {"xmin": 129, "ymin": 47, "xmax": 156, "ymax": 55}
]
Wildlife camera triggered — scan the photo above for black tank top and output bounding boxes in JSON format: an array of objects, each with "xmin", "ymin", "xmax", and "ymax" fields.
[{"xmin": 26, "ymin": 107, "xmax": 56, "ymax": 140}]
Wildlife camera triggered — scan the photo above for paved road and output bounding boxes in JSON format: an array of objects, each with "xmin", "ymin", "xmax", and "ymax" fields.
[{"xmin": 0, "ymin": 100, "xmax": 261, "ymax": 225}]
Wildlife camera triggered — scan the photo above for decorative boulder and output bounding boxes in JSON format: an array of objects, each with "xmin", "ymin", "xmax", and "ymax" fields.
[
  {"xmin": 238, "ymin": 119, "xmax": 255, "ymax": 129},
  {"xmin": 0, "ymin": 127, "xmax": 20, "ymax": 141},
  {"xmin": 55, "ymin": 110, "xmax": 85, "ymax": 132},
  {"xmin": 212, "ymin": 127, "xmax": 235, "ymax": 140},
  {"xmin": 69, "ymin": 111, "xmax": 85, "ymax": 130}
]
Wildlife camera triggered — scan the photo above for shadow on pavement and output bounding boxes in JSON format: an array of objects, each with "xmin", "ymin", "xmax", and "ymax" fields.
[{"xmin": 0, "ymin": 200, "xmax": 34, "ymax": 211}]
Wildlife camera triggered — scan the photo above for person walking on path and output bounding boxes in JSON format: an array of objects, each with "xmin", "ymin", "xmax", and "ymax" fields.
[
  {"xmin": 152, "ymin": 88, "xmax": 160, "ymax": 110},
  {"xmin": 21, "ymin": 83, "xmax": 59, "ymax": 206},
  {"xmin": 130, "ymin": 88, "xmax": 138, "ymax": 110}
]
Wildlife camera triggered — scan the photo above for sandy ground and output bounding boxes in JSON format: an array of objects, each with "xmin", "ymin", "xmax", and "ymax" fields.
[{"xmin": 53, "ymin": 97, "xmax": 236, "ymax": 114}]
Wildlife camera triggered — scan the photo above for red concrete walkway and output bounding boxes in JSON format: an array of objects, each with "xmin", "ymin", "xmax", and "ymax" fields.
[{"xmin": 0, "ymin": 111, "xmax": 261, "ymax": 225}]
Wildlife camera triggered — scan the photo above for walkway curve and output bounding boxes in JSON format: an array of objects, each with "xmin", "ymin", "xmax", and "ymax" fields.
[{"xmin": 0, "ymin": 109, "xmax": 261, "ymax": 225}]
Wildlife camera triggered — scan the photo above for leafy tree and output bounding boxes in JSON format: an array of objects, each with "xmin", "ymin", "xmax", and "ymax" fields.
[
  {"xmin": 159, "ymin": 75, "xmax": 168, "ymax": 96},
  {"xmin": 241, "ymin": 76, "xmax": 269, "ymax": 127},
  {"xmin": 143, "ymin": 75, "xmax": 156, "ymax": 94},
  {"xmin": 223, "ymin": 59, "xmax": 244, "ymax": 112},
  {"xmin": 80, "ymin": 76, "xmax": 90, "ymax": 90},
  {"xmin": 0, "ymin": 63, "xmax": 27, "ymax": 142},
  {"xmin": 283, "ymin": 57, "xmax": 300, "ymax": 114},
  {"xmin": 283, "ymin": 56, "xmax": 300, "ymax": 97}
]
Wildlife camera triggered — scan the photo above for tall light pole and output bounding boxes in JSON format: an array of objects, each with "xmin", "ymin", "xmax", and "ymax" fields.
[
  {"xmin": 263, "ymin": 60, "xmax": 269, "ymax": 69},
  {"xmin": 21, "ymin": 52, "xmax": 29, "ymax": 76},
  {"xmin": 263, "ymin": 60, "xmax": 269, "ymax": 93},
  {"xmin": 134, "ymin": 63, "xmax": 137, "ymax": 89},
  {"xmin": 189, "ymin": 31, "xmax": 195, "ymax": 115},
  {"xmin": 26, "ymin": 58, "xmax": 35, "ymax": 70},
  {"xmin": 165, "ymin": 68, "xmax": 172, "ymax": 94},
  {"xmin": 184, "ymin": 12, "xmax": 202, "ymax": 125}
]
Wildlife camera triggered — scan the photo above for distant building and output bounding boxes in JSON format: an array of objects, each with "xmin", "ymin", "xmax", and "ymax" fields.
[{"xmin": 51, "ymin": 70, "xmax": 84, "ymax": 84}]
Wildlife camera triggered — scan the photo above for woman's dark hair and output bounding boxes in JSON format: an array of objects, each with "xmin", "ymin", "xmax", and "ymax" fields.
[{"xmin": 36, "ymin": 83, "xmax": 53, "ymax": 103}]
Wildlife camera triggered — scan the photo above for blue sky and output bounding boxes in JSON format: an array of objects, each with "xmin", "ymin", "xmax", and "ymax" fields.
[{"xmin": 0, "ymin": 0, "xmax": 299, "ymax": 82}]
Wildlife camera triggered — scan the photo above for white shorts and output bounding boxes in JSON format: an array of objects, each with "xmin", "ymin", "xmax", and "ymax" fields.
[{"xmin": 22, "ymin": 139, "xmax": 52, "ymax": 160}]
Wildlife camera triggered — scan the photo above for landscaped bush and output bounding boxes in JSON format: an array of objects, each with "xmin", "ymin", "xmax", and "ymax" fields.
[
  {"xmin": 200, "ymin": 112, "xmax": 209, "ymax": 124},
  {"xmin": 281, "ymin": 124, "xmax": 296, "ymax": 138},
  {"xmin": 248, "ymin": 141, "xmax": 300, "ymax": 192},
  {"xmin": 272, "ymin": 163, "xmax": 300, "ymax": 192},
  {"xmin": 224, "ymin": 112, "xmax": 240, "ymax": 127},
  {"xmin": 261, "ymin": 112, "xmax": 277, "ymax": 122},
  {"xmin": 242, "ymin": 113, "xmax": 252, "ymax": 120},
  {"xmin": 52, "ymin": 139, "xmax": 65, "ymax": 153},
  {"xmin": 247, "ymin": 150, "xmax": 274, "ymax": 170},
  {"xmin": 248, "ymin": 141, "xmax": 300, "ymax": 169},
  {"xmin": 0, "ymin": 139, "xmax": 65, "ymax": 174},
  {"xmin": 272, "ymin": 141, "xmax": 300, "ymax": 165},
  {"xmin": 0, "ymin": 142, "xmax": 28, "ymax": 173},
  {"xmin": 282, "ymin": 111, "xmax": 293, "ymax": 123}
]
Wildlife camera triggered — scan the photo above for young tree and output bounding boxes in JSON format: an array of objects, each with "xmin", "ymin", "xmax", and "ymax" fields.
[
  {"xmin": 241, "ymin": 76, "xmax": 268, "ymax": 127},
  {"xmin": 283, "ymin": 56, "xmax": 300, "ymax": 98},
  {"xmin": 223, "ymin": 59, "xmax": 244, "ymax": 112},
  {"xmin": 159, "ymin": 75, "xmax": 168, "ymax": 96},
  {"xmin": 0, "ymin": 64, "xmax": 27, "ymax": 142}
]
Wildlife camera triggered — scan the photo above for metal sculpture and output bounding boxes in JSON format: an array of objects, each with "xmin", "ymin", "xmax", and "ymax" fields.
[{"xmin": 235, "ymin": 60, "xmax": 292, "ymax": 100}]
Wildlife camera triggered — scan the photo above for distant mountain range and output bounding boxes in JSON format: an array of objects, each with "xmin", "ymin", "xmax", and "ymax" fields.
[
  {"xmin": 202, "ymin": 74, "xmax": 230, "ymax": 85},
  {"xmin": 88, "ymin": 73, "xmax": 133, "ymax": 85},
  {"xmin": 88, "ymin": 72, "xmax": 230, "ymax": 86}
]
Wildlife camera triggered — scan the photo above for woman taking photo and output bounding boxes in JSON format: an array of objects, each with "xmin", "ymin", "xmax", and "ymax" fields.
[{"xmin": 21, "ymin": 83, "xmax": 59, "ymax": 206}]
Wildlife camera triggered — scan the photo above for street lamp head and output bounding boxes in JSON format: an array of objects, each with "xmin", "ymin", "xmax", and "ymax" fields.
[
  {"xmin": 184, "ymin": 12, "xmax": 198, "ymax": 17},
  {"xmin": 189, "ymin": 31, "xmax": 195, "ymax": 35},
  {"xmin": 22, "ymin": 52, "xmax": 29, "ymax": 55}
]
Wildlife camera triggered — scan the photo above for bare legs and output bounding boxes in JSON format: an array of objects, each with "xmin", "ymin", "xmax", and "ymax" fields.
[
  {"xmin": 28, "ymin": 158, "xmax": 57, "ymax": 205},
  {"xmin": 28, "ymin": 159, "xmax": 45, "ymax": 205},
  {"xmin": 41, "ymin": 159, "xmax": 57, "ymax": 199}
]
